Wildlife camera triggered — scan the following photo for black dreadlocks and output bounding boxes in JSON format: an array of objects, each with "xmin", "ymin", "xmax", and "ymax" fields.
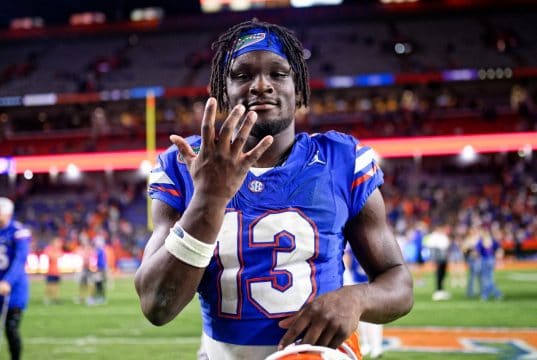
[{"xmin": 209, "ymin": 19, "xmax": 310, "ymax": 113}]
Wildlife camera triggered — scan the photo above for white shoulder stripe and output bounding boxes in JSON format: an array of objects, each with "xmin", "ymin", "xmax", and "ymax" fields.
[
  {"xmin": 149, "ymin": 171, "xmax": 175, "ymax": 186},
  {"xmin": 15, "ymin": 229, "xmax": 31, "ymax": 239},
  {"xmin": 354, "ymin": 148, "xmax": 375, "ymax": 174}
]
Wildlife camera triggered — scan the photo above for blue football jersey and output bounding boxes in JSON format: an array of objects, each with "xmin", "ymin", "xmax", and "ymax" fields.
[
  {"xmin": 0, "ymin": 220, "xmax": 31, "ymax": 310},
  {"xmin": 148, "ymin": 131, "xmax": 383, "ymax": 346}
]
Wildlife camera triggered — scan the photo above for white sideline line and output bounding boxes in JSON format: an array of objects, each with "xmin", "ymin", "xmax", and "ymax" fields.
[
  {"xmin": 28, "ymin": 309, "xmax": 143, "ymax": 316},
  {"xmin": 26, "ymin": 336, "xmax": 200, "ymax": 345},
  {"xmin": 388, "ymin": 326, "xmax": 537, "ymax": 332},
  {"xmin": 508, "ymin": 273, "xmax": 537, "ymax": 281}
]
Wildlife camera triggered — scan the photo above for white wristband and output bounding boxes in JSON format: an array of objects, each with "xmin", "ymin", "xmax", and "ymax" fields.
[{"xmin": 164, "ymin": 225, "xmax": 216, "ymax": 268}]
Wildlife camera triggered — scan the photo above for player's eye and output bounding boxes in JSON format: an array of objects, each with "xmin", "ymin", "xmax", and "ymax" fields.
[
  {"xmin": 231, "ymin": 72, "xmax": 251, "ymax": 81},
  {"xmin": 271, "ymin": 71, "xmax": 289, "ymax": 79}
]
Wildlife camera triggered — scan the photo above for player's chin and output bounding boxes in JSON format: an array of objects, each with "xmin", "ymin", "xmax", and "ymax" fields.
[{"xmin": 250, "ymin": 117, "xmax": 291, "ymax": 138}]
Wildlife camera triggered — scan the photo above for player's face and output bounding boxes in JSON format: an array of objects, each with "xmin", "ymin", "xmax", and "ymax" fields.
[
  {"xmin": 0, "ymin": 213, "xmax": 10, "ymax": 228},
  {"xmin": 226, "ymin": 50, "xmax": 297, "ymax": 138}
]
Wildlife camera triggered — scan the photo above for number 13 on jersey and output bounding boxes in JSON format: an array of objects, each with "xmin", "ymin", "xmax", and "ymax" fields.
[{"xmin": 216, "ymin": 209, "xmax": 319, "ymax": 318}]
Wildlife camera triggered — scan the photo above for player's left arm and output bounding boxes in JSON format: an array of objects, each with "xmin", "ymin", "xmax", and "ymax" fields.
[
  {"xmin": 344, "ymin": 188, "xmax": 414, "ymax": 323},
  {"xmin": 278, "ymin": 188, "xmax": 413, "ymax": 350}
]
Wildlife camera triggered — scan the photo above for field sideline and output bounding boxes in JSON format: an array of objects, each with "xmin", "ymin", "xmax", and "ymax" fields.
[{"xmin": 2, "ymin": 264, "xmax": 536, "ymax": 359}]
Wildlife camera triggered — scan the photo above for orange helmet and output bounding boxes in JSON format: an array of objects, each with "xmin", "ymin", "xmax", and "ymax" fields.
[{"xmin": 264, "ymin": 344, "xmax": 359, "ymax": 360}]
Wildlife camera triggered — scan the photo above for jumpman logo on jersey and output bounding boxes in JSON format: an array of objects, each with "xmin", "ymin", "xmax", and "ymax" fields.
[{"xmin": 307, "ymin": 151, "xmax": 326, "ymax": 166}]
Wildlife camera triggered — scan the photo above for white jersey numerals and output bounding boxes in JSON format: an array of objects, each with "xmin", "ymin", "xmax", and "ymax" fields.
[
  {"xmin": 216, "ymin": 209, "xmax": 318, "ymax": 317},
  {"xmin": 0, "ymin": 244, "xmax": 10, "ymax": 271}
]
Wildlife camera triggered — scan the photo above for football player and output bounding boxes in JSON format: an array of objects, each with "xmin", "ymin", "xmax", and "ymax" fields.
[
  {"xmin": 135, "ymin": 19, "xmax": 413, "ymax": 359},
  {"xmin": 0, "ymin": 197, "xmax": 30, "ymax": 360}
]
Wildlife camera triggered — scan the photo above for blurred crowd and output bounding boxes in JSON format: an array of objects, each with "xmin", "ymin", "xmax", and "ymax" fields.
[
  {"xmin": 382, "ymin": 154, "xmax": 536, "ymax": 300},
  {"xmin": 1, "ymin": 81, "xmax": 536, "ymax": 156},
  {"xmin": 10, "ymin": 175, "xmax": 150, "ymax": 267}
]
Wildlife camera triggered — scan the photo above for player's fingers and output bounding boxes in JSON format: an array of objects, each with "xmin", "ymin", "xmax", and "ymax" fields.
[
  {"xmin": 201, "ymin": 97, "xmax": 217, "ymax": 150},
  {"xmin": 243, "ymin": 135, "xmax": 273, "ymax": 165},
  {"xmin": 314, "ymin": 326, "xmax": 339, "ymax": 348},
  {"xmin": 218, "ymin": 104, "xmax": 245, "ymax": 151},
  {"xmin": 300, "ymin": 322, "xmax": 326, "ymax": 347},
  {"xmin": 278, "ymin": 315, "xmax": 295, "ymax": 329},
  {"xmin": 278, "ymin": 313, "xmax": 311, "ymax": 350},
  {"xmin": 326, "ymin": 329, "xmax": 348, "ymax": 350},
  {"xmin": 231, "ymin": 111, "xmax": 256, "ymax": 155},
  {"xmin": 170, "ymin": 135, "xmax": 196, "ymax": 167}
]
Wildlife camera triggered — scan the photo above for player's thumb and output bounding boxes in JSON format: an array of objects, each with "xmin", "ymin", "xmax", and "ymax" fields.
[{"xmin": 170, "ymin": 135, "xmax": 197, "ymax": 166}]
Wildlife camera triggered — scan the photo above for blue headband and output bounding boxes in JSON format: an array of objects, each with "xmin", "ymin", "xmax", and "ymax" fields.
[{"xmin": 229, "ymin": 28, "xmax": 288, "ymax": 61}]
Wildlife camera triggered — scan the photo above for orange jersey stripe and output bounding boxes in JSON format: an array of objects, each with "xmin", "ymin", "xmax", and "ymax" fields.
[
  {"xmin": 351, "ymin": 164, "xmax": 378, "ymax": 190},
  {"xmin": 151, "ymin": 185, "xmax": 182, "ymax": 197}
]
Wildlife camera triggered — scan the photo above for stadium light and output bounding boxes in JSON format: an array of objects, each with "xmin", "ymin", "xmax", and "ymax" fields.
[
  {"xmin": 69, "ymin": 12, "xmax": 106, "ymax": 26},
  {"xmin": 10, "ymin": 17, "xmax": 44, "ymax": 30},
  {"xmin": 459, "ymin": 145, "xmax": 478, "ymax": 164},
  {"xmin": 518, "ymin": 144, "xmax": 533, "ymax": 159},
  {"xmin": 23, "ymin": 169, "xmax": 33, "ymax": 180},
  {"xmin": 291, "ymin": 0, "xmax": 343, "ymax": 7},
  {"xmin": 138, "ymin": 160, "xmax": 153, "ymax": 177},
  {"xmin": 65, "ymin": 163, "xmax": 81, "ymax": 180},
  {"xmin": 130, "ymin": 7, "xmax": 164, "ymax": 22}
]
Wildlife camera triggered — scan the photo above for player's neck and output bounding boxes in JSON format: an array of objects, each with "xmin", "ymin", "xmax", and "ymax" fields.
[{"xmin": 250, "ymin": 126, "xmax": 295, "ymax": 168}]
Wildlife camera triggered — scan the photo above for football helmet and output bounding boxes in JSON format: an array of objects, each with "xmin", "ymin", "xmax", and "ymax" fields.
[{"xmin": 264, "ymin": 343, "xmax": 359, "ymax": 360}]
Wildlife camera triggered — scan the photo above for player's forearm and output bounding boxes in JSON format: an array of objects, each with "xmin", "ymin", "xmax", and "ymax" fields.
[
  {"xmin": 135, "ymin": 194, "xmax": 228, "ymax": 325},
  {"xmin": 135, "ymin": 246, "xmax": 205, "ymax": 325},
  {"xmin": 355, "ymin": 264, "xmax": 414, "ymax": 323}
]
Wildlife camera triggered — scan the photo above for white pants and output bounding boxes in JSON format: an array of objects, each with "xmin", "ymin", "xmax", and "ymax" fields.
[
  {"xmin": 199, "ymin": 332, "xmax": 277, "ymax": 360},
  {"xmin": 358, "ymin": 322, "xmax": 383, "ymax": 356}
]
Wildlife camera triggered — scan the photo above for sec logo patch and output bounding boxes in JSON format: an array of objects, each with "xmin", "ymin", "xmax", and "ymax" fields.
[{"xmin": 248, "ymin": 180, "xmax": 264, "ymax": 193}]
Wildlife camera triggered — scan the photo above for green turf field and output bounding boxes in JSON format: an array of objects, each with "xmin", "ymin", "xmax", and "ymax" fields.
[{"xmin": 1, "ymin": 266, "xmax": 535, "ymax": 359}]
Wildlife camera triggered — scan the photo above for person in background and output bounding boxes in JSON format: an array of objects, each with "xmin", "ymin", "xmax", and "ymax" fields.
[
  {"xmin": 75, "ymin": 235, "xmax": 94, "ymax": 305},
  {"xmin": 0, "ymin": 197, "xmax": 30, "ymax": 360},
  {"xmin": 408, "ymin": 221, "xmax": 428, "ymax": 287},
  {"xmin": 424, "ymin": 224, "xmax": 451, "ymax": 301},
  {"xmin": 43, "ymin": 236, "xmax": 64, "ymax": 305},
  {"xmin": 89, "ymin": 236, "xmax": 107, "ymax": 305},
  {"xmin": 448, "ymin": 235, "xmax": 466, "ymax": 289},
  {"xmin": 462, "ymin": 227, "xmax": 481, "ymax": 298},
  {"xmin": 343, "ymin": 249, "xmax": 384, "ymax": 359},
  {"xmin": 477, "ymin": 226, "xmax": 503, "ymax": 301}
]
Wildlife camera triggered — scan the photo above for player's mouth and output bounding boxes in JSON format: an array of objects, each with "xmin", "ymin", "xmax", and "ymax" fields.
[{"xmin": 247, "ymin": 99, "xmax": 278, "ymax": 111}]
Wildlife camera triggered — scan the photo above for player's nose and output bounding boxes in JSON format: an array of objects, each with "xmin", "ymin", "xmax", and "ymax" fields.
[{"xmin": 249, "ymin": 74, "xmax": 274, "ymax": 95}]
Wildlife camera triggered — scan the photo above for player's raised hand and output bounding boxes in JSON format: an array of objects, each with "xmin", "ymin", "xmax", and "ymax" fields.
[
  {"xmin": 169, "ymin": 97, "xmax": 273, "ymax": 204},
  {"xmin": 277, "ymin": 286, "xmax": 361, "ymax": 350}
]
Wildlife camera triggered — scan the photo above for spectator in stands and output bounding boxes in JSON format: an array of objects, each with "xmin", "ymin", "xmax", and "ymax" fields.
[
  {"xmin": 43, "ymin": 236, "xmax": 64, "ymax": 305},
  {"xmin": 0, "ymin": 197, "xmax": 30, "ymax": 360}
]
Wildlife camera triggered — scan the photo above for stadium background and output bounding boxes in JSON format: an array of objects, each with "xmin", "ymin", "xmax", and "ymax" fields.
[{"xmin": 0, "ymin": 0, "xmax": 536, "ymax": 358}]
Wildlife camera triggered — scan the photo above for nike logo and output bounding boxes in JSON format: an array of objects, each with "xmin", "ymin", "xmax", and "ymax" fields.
[{"xmin": 307, "ymin": 151, "xmax": 326, "ymax": 166}]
